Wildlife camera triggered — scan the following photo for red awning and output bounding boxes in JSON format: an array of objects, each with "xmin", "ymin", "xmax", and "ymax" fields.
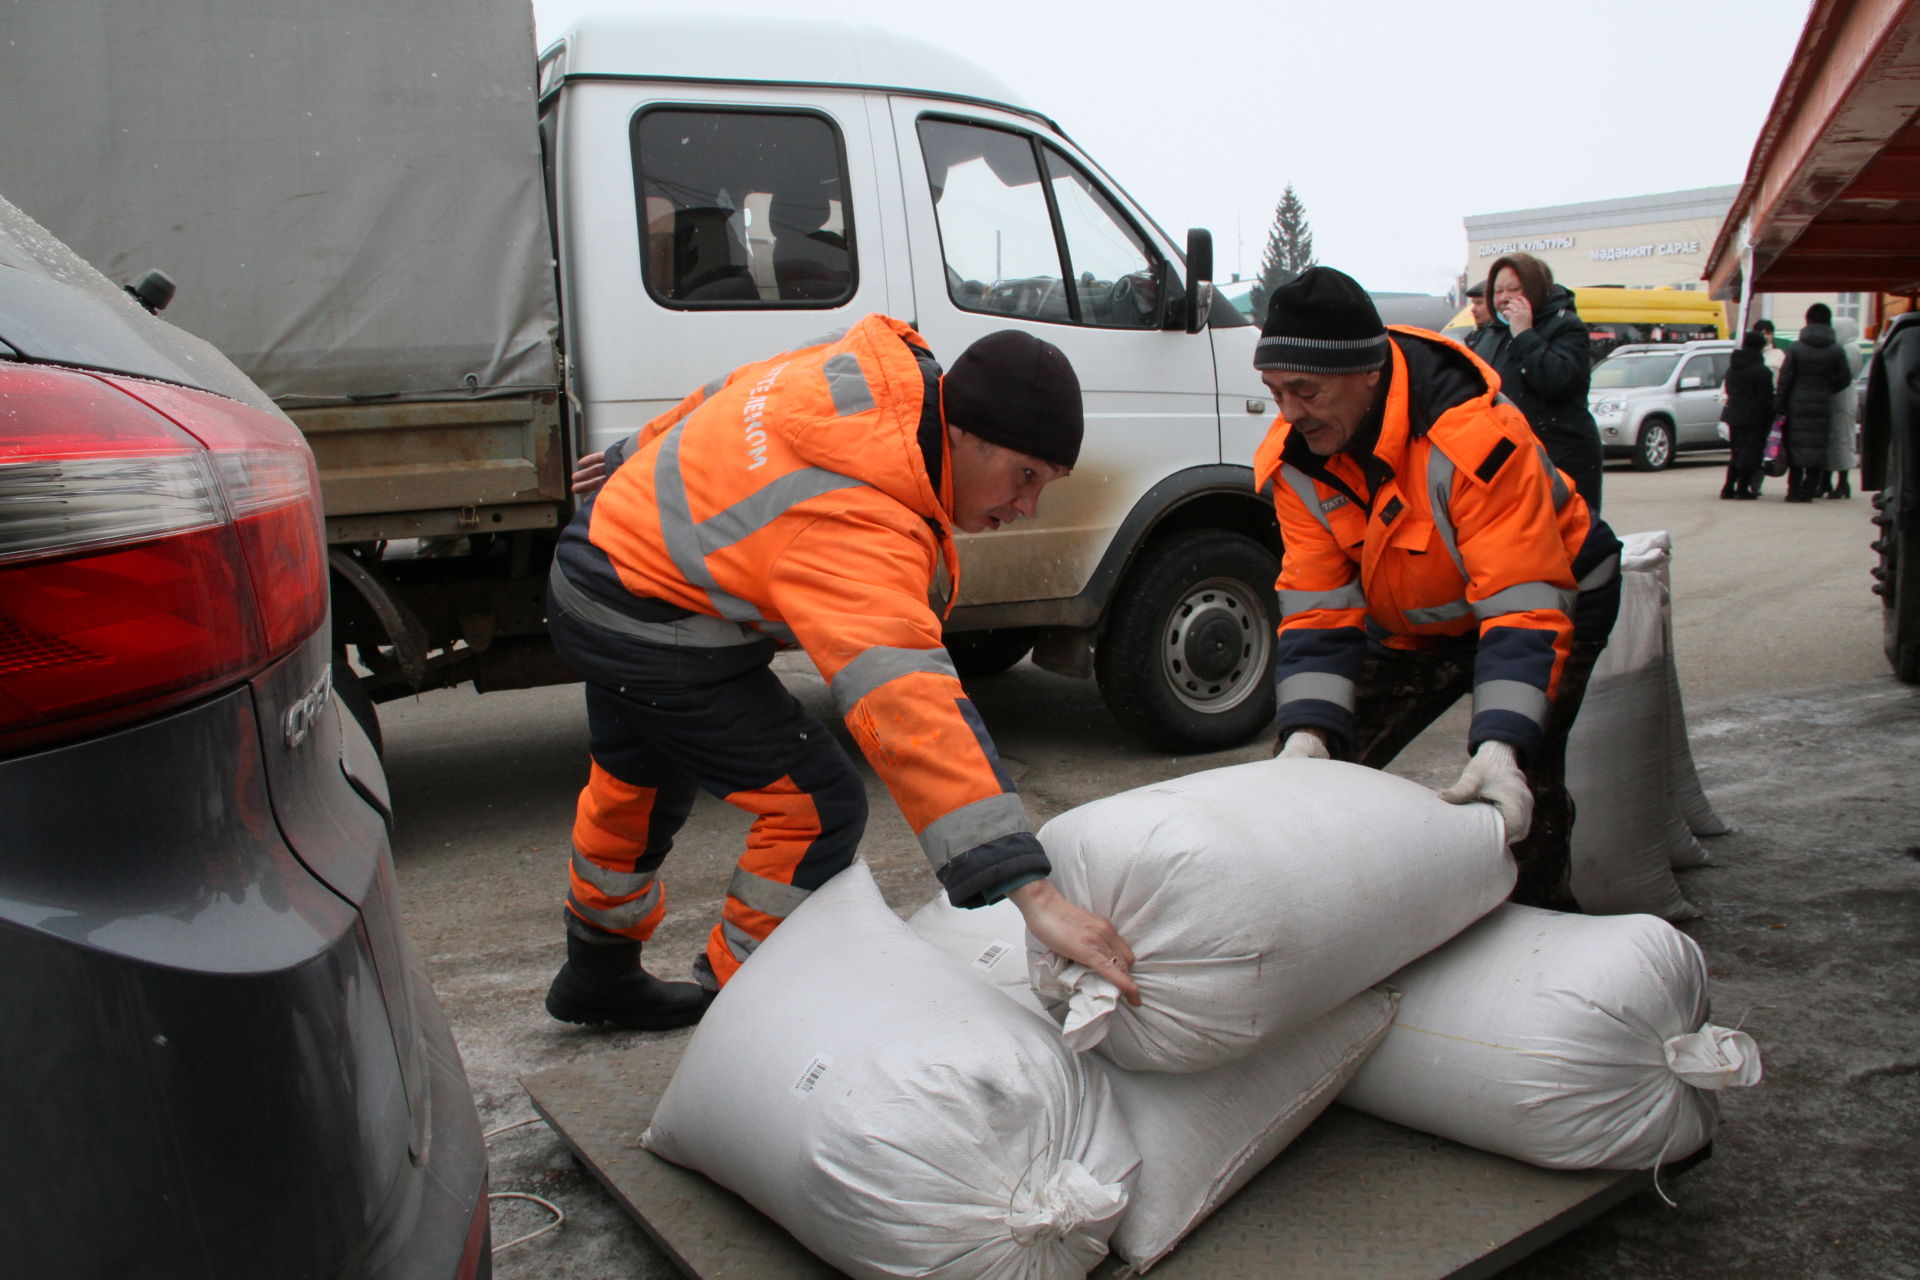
[{"xmin": 1706, "ymin": 0, "xmax": 1920, "ymax": 297}]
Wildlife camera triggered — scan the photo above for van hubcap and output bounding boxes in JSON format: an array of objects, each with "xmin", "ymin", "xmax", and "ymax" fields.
[{"xmin": 1162, "ymin": 578, "xmax": 1270, "ymax": 713}]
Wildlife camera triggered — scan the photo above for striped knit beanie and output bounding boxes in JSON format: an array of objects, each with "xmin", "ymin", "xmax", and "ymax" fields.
[{"xmin": 1254, "ymin": 266, "xmax": 1388, "ymax": 374}]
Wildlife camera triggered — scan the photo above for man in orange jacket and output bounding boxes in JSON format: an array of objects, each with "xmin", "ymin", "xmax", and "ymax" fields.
[
  {"xmin": 543, "ymin": 315, "xmax": 1139, "ymax": 1028},
  {"xmin": 1254, "ymin": 268, "xmax": 1621, "ymax": 909}
]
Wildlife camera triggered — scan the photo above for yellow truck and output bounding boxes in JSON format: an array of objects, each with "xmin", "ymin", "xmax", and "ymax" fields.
[{"xmin": 1443, "ymin": 286, "xmax": 1730, "ymax": 362}]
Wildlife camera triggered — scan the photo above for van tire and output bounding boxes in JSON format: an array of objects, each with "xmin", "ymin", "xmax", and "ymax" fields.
[
  {"xmin": 1632, "ymin": 417, "xmax": 1675, "ymax": 471},
  {"xmin": 1095, "ymin": 529, "xmax": 1278, "ymax": 752},
  {"xmin": 944, "ymin": 627, "xmax": 1036, "ymax": 678}
]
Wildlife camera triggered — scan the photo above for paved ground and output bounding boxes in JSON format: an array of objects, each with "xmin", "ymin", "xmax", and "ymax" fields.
[{"xmin": 382, "ymin": 458, "xmax": 1920, "ymax": 1278}]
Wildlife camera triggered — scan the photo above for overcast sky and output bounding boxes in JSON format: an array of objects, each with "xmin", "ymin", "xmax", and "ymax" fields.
[{"xmin": 530, "ymin": 0, "xmax": 1813, "ymax": 296}]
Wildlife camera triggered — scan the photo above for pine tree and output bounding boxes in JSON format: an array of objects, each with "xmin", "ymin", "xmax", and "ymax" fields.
[{"xmin": 1249, "ymin": 184, "xmax": 1316, "ymax": 321}]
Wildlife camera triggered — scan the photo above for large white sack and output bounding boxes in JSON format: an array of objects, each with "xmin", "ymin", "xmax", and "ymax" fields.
[
  {"xmin": 642, "ymin": 862, "xmax": 1140, "ymax": 1280},
  {"xmin": 1339, "ymin": 903, "xmax": 1761, "ymax": 1170},
  {"xmin": 1034, "ymin": 758, "xmax": 1511, "ymax": 1073},
  {"xmin": 1566, "ymin": 531, "xmax": 1704, "ymax": 919},
  {"xmin": 1101, "ymin": 989, "xmax": 1397, "ymax": 1273},
  {"xmin": 905, "ymin": 892, "xmax": 1398, "ymax": 1276}
]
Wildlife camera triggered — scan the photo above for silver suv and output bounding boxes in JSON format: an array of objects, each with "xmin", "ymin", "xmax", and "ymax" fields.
[{"xmin": 1588, "ymin": 339, "xmax": 1736, "ymax": 471}]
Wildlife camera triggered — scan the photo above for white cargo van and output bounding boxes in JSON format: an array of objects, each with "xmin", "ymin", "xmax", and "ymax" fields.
[
  {"xmin": 541, "ymin": 16, "xmax": 1277, "ymax": 750},
  {"xmin": 1, "ymin": 3, "xmax": 1279, "ymax": 751}
]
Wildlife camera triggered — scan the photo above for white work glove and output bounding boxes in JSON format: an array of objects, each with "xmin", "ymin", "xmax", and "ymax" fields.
[
  {"xmin": 1276, "ymin": 730, "xmax": 1331, "ymax": 760},
  {"xmin": 1438, "ymin": 740, "xmax": 1532, "ymax": 845}
]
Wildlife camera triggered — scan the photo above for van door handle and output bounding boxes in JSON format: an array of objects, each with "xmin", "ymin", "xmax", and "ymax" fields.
[{"xmin": 1247, "ymin": 399, "xmax": 1268, "ymax": 414}]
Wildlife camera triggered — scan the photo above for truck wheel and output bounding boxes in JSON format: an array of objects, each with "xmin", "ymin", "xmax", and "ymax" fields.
[
  {"xmin": 1096, "ymin": 530, "xmax": 1278, "ymax": 752},
  {"xmin": 1632, "ymin": 417, "xmax": 1674, "ymax": 471},
  {"xmin": 944, "ymin": 627, "xmax": 1036, "ymax": 678},
  {"xmin": 333, "ymin": 650, "xmax": 384, "ymax": 756},
  {"xmin": 1873, "ymin": 436, "xmax": 1920, "ymax": 683}
]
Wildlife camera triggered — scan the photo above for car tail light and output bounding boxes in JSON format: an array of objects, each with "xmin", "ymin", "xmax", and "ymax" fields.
[{"xmin": 0, "ymin": 364, "xmax": 327, "ymax": 755}]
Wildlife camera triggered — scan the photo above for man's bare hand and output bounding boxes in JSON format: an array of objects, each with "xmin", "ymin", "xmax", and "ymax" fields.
[
  {"xmin": 1009, "ymin": 878, "xmax": 1140, "ymax": 1006},
  {"xmin": 571, "ymin": 451, "xmax": 608, "ymax": 497}
]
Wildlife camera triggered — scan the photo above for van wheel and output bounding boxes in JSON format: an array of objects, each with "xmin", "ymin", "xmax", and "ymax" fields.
[
  {"xmin": 1096, "ymin": 530, "xmax": 1278, "ymax": 752},
  {"xmin": 944, "ymin": 627, "xmax": 1036, "ymax": 678},
  {"xmin": 1632, "ymin": 417, "xmax": 1674, "ymax": 471}
]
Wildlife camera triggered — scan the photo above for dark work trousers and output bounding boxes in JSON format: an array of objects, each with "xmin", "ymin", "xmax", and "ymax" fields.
[
  {"xmin": 566, "ymin": 659, "xmax": 868, "ymax": 985},
  {"xmin": 1346, "ymin": 638, "xmax": 1608, "ymax": 910}
]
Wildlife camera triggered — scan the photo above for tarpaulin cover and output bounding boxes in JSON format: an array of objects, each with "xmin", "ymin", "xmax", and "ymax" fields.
[{"xmin": 0, "ymin": 0, "xmax": 561, "ymax": 406}]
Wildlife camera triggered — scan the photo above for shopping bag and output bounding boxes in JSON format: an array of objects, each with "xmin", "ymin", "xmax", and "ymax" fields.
[{"xmin": 1761, "ymin": 415, "xmax": 1787, "ymax": 477}]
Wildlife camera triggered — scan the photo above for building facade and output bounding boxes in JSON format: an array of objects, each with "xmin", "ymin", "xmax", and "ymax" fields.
[
  {"xmin": 1463, "ymin": 185, "xmax": 1865, "ymax": 337},
  {"xmin": 1464, "ymin": 185, "xmax": 1737, "ymax": 292}
]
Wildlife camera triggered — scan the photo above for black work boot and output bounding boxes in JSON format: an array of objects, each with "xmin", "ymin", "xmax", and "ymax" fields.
[{"xmin": 545, "ymin": 917, "xmax": 712, "ymax": 1030}]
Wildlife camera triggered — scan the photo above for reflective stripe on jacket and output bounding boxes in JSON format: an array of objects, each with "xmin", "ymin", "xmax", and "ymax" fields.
[
  {"xmin": 553, "ymin": 314, "xmax": 1044, "ymax": 906},
  {"xmin": 1254, "ymin": 326, "xmax": 1620, "ymax": 762}
]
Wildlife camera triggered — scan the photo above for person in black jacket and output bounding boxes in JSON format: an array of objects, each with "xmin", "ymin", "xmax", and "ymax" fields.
[
  {"xmin": 1465, "ymin": 279, "xmax": 1498, "ymax": 341},
  {"xmin": 1719, "ymin": 329, "xmax": 1774, "ymax": 499},
  {"xmin": 1774, "ymin": 303, "xmax": 1854, "ymax": 503},
  {"xmin": 1469, "ymin": 252, "xmax": 1605, "ymax": 512}
]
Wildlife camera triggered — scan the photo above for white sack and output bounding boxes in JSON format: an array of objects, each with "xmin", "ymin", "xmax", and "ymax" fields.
[
  {"xmin": 643, "ymin": 862, "xmax": 1139, "ymax": 1280},
  {"xmin": 1102, "ymin": 989, "xmax": 1397, "ymax": 1273},
  {"xmin": 1339, "ymin": 903, "xmax": 1761, "ymax": 1170},
  {"xmin": 905, "ymin": 893, "xmax": 1044, "ymax": 1015},
  {"xmin": 1034, "ymin": 758, "xmax": 1511, "ymax": 1073},
  {"xmin": 905, "ymin": 891, "xmax": 1398, "ymax": 1276},
  {"xmin": 1566, "ymin": 531, "xmax": 1703, "ymax": 918}
]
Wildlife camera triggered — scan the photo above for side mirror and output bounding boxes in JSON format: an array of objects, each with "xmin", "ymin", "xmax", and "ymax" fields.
[
  {"xmin": 1678, "ymin": 375, "xmax": 1704, "ymax": 390},
  {"xmin": 125, "ymin": 269, "xmax": 176, "ymax": 315},
  {"xmin": 1184, "ymin": 228, "xmax": 1213, "ymax": 334}
]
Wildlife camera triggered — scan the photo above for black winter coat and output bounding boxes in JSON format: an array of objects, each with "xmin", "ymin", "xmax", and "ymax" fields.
[
  {"xmin": 1773, "ymin": 323, "xmax": 1853, "ymax": 467},
  {"xmin": 1467, "ymin": 285, "xmax": 1604, "ymax": 512},
  {"xmin": 1719, "ymin": 348, "xmax": 1774, "ymax": 471}
]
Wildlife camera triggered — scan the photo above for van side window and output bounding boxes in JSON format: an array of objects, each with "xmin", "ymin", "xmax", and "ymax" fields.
[
  {"xmin": 917, "ymin": 117, "xmax": 1160, "ymax": 329},
  {"xmin": 1041, "ymin": 148, "xmax": 1158, "ymax": 329},
  {"xmin": 631, "ymin": 108, "xmax": 855, "ymax": 309}
]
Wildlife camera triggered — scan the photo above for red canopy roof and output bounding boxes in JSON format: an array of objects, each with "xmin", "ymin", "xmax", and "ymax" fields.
[{"xmin": 1706, "ymin": 0, "xmax": 1920, "ymax": 297}]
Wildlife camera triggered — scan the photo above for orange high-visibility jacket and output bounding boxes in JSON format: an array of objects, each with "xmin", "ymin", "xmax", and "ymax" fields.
[
  {"xmin": 551, "ymin": 314, "xmax": 1045, "ymax": 906},
  {"xmin": 1253, "ymin": 326, "xmax": 1620, "ymax": 762}
]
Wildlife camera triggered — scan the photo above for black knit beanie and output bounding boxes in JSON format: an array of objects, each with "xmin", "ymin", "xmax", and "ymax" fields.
[
  {"xmin": 1254, "ymin": 266, "xmax": 1389, "ymax": 374},
  {"xmin": 941, "ymin": 330, "xmax": 1084, "ymax": 468}
]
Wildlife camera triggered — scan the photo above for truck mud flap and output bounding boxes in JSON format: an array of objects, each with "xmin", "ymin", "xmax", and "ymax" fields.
[{"xmin": 523, "ymin": 1037, "xmax": 1699, "ymax": 1279}]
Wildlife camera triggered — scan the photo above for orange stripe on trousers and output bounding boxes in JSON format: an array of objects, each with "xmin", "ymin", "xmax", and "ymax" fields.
[{"xmin": 569, "ymin": 762, "xmax": 668, "ymax": 940}]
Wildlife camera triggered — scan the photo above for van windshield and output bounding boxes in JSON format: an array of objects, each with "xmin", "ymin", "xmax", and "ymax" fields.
[{"xmin": 1592, "ymin": 353, "xmax": 1680, "ymax": 388}]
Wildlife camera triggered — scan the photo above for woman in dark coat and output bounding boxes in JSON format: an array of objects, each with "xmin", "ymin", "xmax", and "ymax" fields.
[
  {"xmin": 1773, "ymin": 302, "xmax": 1854, "ymax": 503},
  {"xmin": 1719, "ymin": 329, "xmax": 1774, "ymax": 499},
  {"xmin": 1469, "ymin": 252, "xmax": 1605, "ymax": 512}
]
